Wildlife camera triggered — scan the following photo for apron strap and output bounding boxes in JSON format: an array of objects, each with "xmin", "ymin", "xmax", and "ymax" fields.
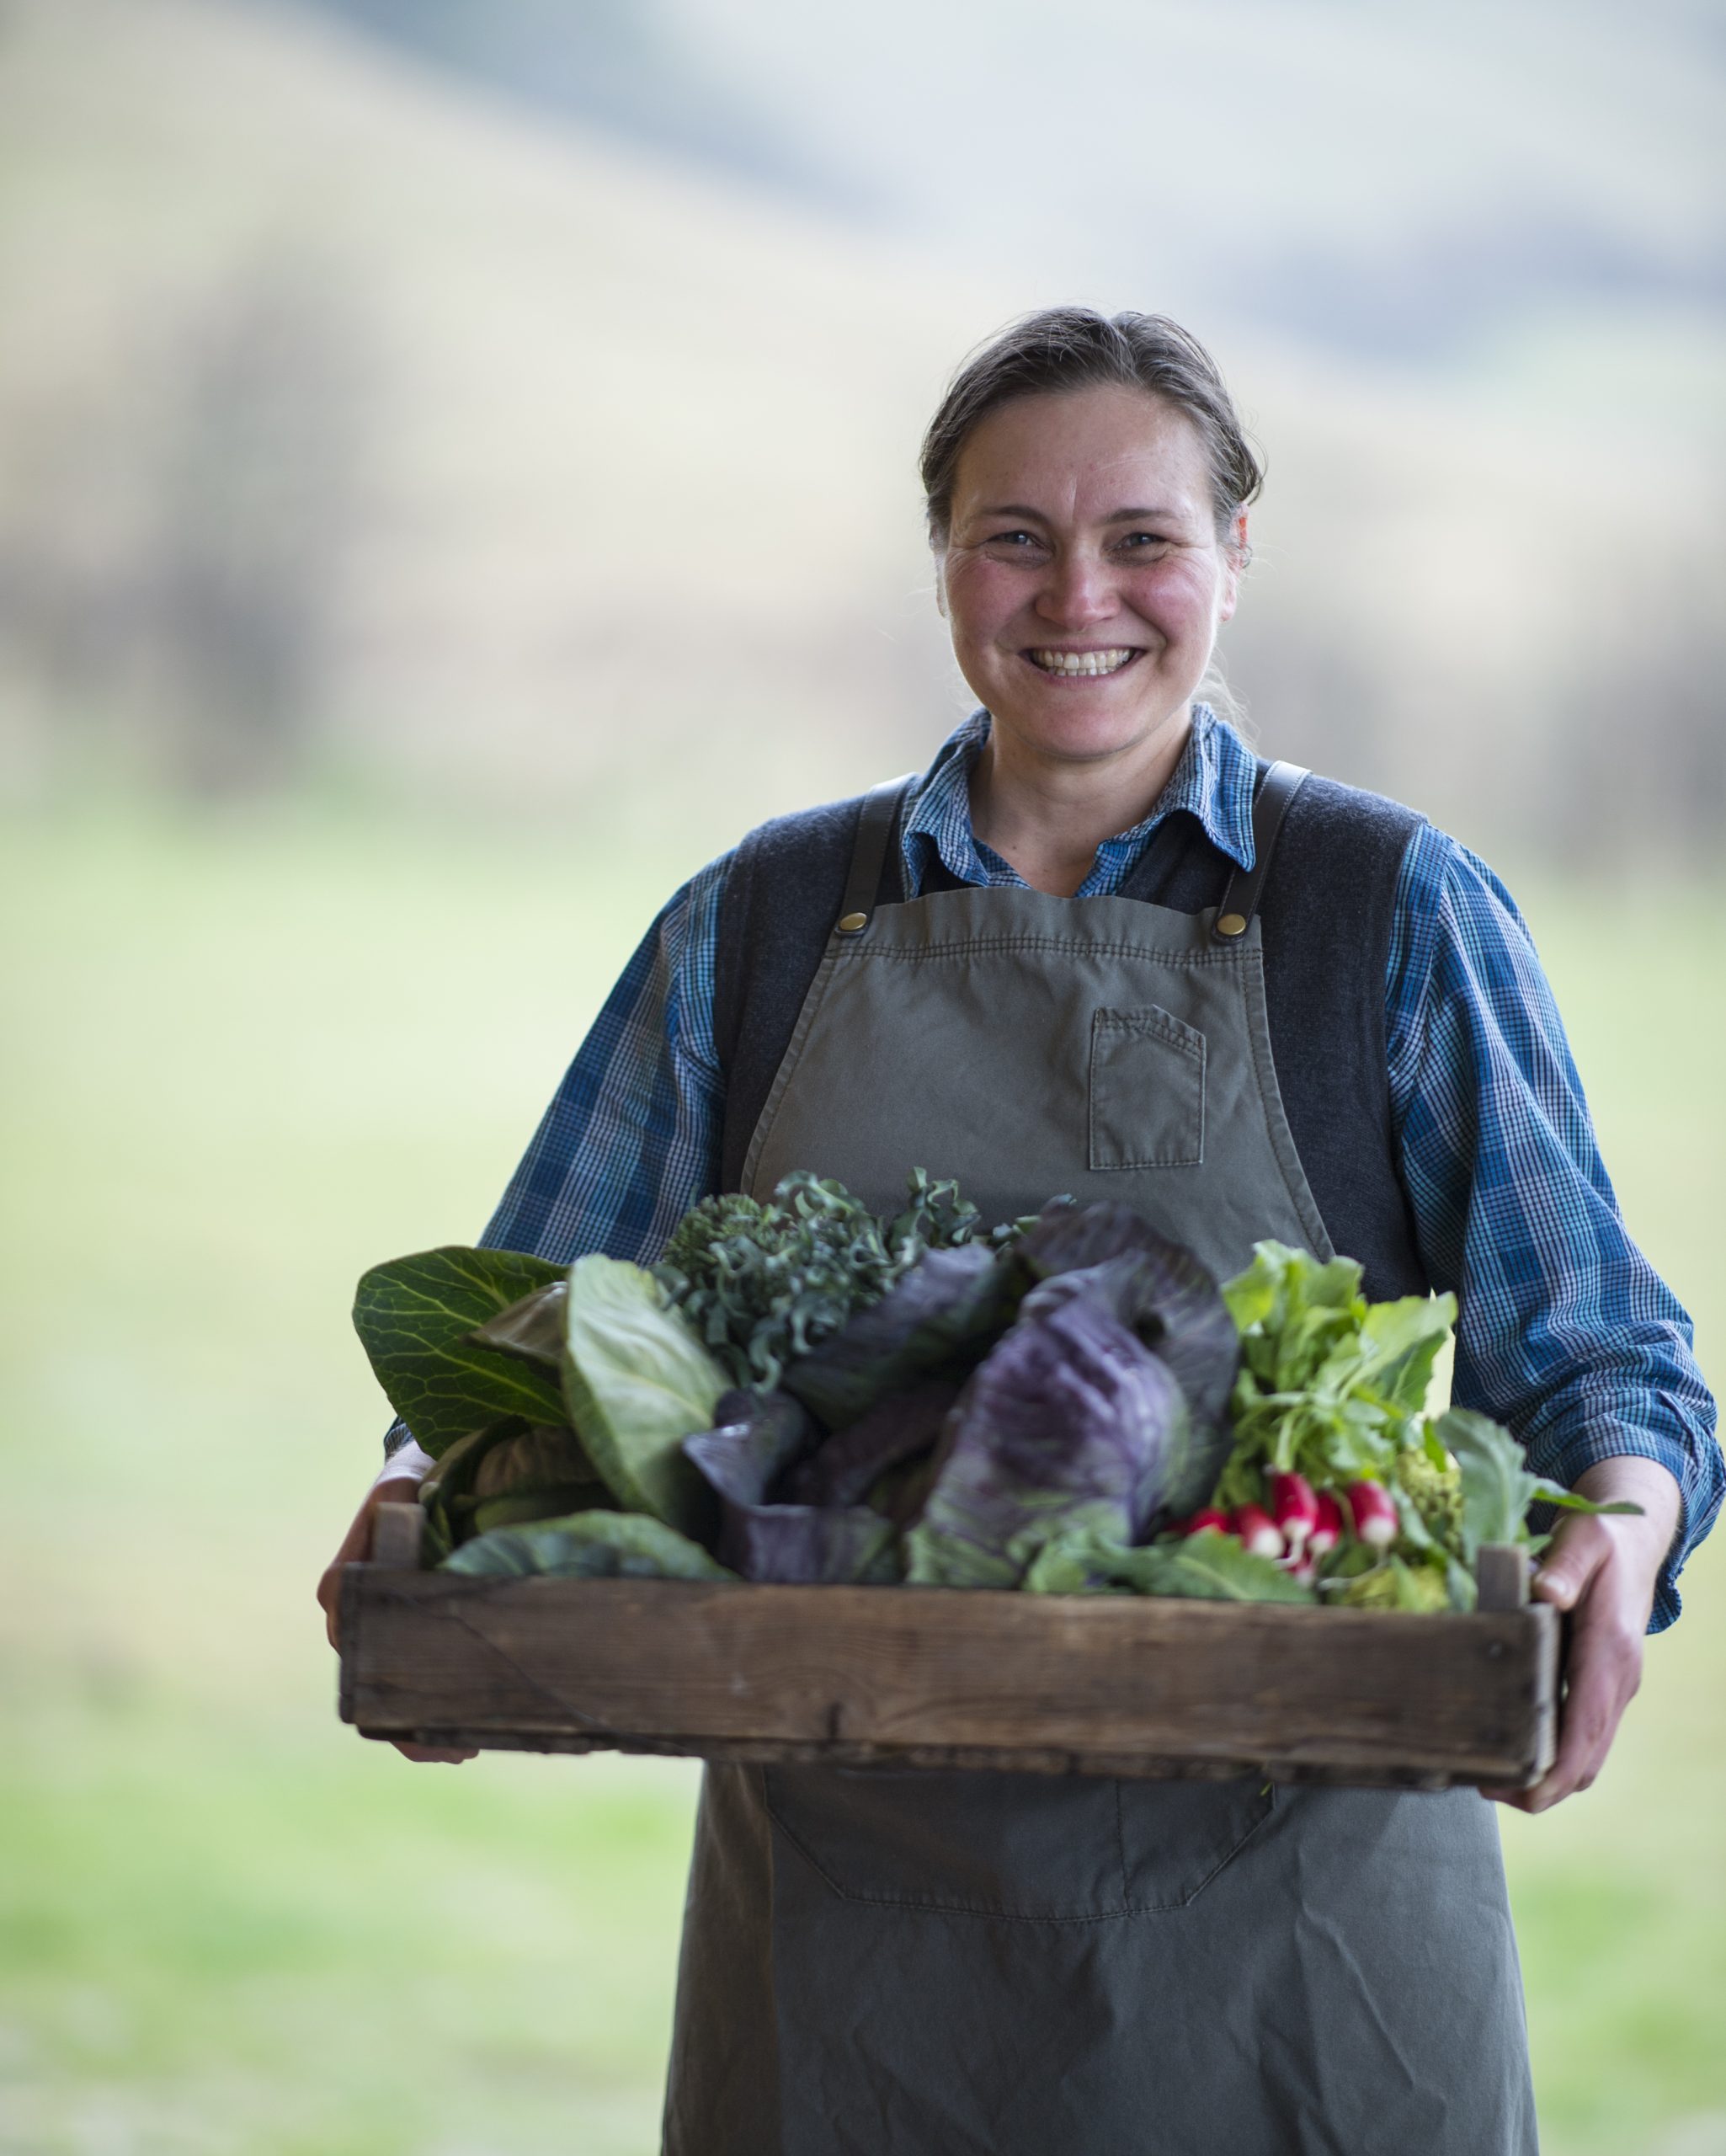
[
  {"xmin": 834, "ymin": 774, "xmax": 917, "ymax": 937},
  {"xmin": 1212, "ymin": 760, "xmax": 1309, "ymax": 942}
]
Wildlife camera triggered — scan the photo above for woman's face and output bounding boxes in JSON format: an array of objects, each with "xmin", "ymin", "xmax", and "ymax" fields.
[{"xmin": 938, "ymin": 383, "xmax": 1243, "ymax": 774}]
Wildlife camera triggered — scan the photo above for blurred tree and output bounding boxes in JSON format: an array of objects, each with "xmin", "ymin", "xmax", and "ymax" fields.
[
  {"xmin": 146, "ymin": 250, "xmax": 368, "ymax": 794},
  {"xmin": 1545, "ymin": 547, "xmax": 1726, "ymax": 867}
]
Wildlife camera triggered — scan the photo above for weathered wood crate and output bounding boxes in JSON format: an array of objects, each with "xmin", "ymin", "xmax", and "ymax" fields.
[{"xmin": 338, "ymin": 1508, "xmax": 1559, "ymax": 1790}]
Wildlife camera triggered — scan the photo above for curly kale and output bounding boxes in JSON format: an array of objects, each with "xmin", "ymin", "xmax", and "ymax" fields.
[{"xmin": 655, "ymin": 1170, "xmax": 1016, "ymax": 1392}]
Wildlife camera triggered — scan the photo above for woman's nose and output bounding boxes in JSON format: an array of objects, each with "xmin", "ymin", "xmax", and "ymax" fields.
[{"xmin": 1035, "ymin": 549, "xmax": 1118, "ymax": 629}]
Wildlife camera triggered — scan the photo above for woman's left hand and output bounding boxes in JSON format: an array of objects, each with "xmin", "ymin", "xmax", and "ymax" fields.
[{"xmin": 1483, "ymin": 1454, "xmax": 1682, "ymax": 1813}]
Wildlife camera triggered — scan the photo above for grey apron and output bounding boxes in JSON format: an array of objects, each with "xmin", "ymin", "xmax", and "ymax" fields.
[{"xmin": 663, "ymin": 777, "xmax": 1537, "ymax": 2156}]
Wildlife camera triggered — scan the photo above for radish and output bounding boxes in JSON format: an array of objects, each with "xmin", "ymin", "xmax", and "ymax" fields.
[
  {"xmin": 1307, "ymin": 1489, "xmax": 1346, "ymax": 1556},
  {"xmin": 1266, "ymin": 1470, "xmax": 1319, "ymax": 1550},
  {"xmin": 1345, "ymin": 1480, "xmax": 1398, "ymax": 1548},
  {"xmin": 1231, "ymin": 1502, "xmax": 1284, "ymax": 1560},
  {"xmin": 1172, "ymin": 1507, "xmax": 1230, "ymax": 1538}
]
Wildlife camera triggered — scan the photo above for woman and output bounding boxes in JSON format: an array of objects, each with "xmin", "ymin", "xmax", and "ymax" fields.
[{"xmin": 321, "ymin": 309, "xmax": 1719, "ymax": 2154}]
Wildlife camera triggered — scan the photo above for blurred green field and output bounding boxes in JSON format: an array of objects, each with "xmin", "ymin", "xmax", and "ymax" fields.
[{"xmin": 1, "ymin": 806, "xmax": 1722, "ymax": 2156}]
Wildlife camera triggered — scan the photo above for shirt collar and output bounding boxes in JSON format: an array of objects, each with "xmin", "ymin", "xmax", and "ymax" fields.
[{"xmin": 900, "ymin": 703, "xmax": 1258, "ymax": 898}]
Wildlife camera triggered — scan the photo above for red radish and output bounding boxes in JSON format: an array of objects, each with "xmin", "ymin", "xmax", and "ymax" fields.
[
  {"xmin": 1279, "ymin": 1552, "xmax": 1317, "ymax": 1587},
  {"xmin": 1231, "ymin": 1503, "xmax": 1284, "ymax": 1560},
  {"xmin": 1267, "ymin": 1470, "xmax": 1319, "ymax": 1549},
  {"xmin": 1307, "ymin": 1490, "xmax": 1346, "ymax": 1556},
  {"xmin": 1345, "ymin": 1480, "xmax": 1398, "ymax": 1548},
  {"xmin": 1173, "ymin": 1507, "xmax": 1230, "ymax": 1538}
]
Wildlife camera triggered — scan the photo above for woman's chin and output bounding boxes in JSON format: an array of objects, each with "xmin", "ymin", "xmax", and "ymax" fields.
[{"xmin": 986, "ymin": 689, "xmax": 1196, "ymax": 768}]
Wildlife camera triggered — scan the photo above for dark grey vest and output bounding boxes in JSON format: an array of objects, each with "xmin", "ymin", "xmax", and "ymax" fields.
[{"xmin": 713, "ymin": 760, "xmax": 1429, "ymax": 1300}]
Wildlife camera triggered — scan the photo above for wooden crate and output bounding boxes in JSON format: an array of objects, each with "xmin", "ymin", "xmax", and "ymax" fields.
[{"xmin": 338, "ymin": 1508, "xmax": 1559, "ymax": 1790}]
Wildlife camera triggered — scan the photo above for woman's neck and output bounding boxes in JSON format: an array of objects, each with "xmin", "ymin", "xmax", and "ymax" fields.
[{"xmin": 967, "ymin": 710, "xmax": 1195, "ymax": 898}]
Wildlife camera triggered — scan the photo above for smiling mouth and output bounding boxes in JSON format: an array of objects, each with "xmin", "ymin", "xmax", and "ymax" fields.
[{"xmin": 1023, "ymin": 647, "xmax": 1143, "ymax": 677}]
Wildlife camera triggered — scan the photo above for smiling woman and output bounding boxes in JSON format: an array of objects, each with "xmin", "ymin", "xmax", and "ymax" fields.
[
  {"xmin": 936, "ymin": 377, "xmax": 1250, "ymax": 893},
  {"xmin": 320, "ymin": 306, "xmax": 1720, "ymax": 2156}
]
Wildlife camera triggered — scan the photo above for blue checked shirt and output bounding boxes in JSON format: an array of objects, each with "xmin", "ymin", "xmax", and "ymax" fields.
[{"xmin": 407, "ymin": 708, "xmax": 1722, "ymax": 1627}]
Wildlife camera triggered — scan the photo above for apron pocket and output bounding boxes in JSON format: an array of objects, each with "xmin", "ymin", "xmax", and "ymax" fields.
[
  {"xmin": 764, "ymin": 1765, "xmax": 1272, "ymax": 1921},
  {"xmin": 1089, "ymin": 1005, "xmax": 1206, "ymax": 1170}
]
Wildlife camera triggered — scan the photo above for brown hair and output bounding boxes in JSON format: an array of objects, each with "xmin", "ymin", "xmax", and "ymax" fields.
[{"xmin": 919, "ymin": 307, "xmax": 1264, "ymax": 552}]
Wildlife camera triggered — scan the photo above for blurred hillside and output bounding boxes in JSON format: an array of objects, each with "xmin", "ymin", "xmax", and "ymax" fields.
[{"xmin": 0, "ymin": 0, "xmax": 1720, "ymax": 863}]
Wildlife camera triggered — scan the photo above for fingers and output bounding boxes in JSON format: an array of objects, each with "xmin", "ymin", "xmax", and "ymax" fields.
[
  {"xmin": 317, "ymin": 1475, "xmax": 427, "ymax": 1648},
  {"xmin": 1487, "ymin": 1524, "xmax": 1644, "ymax": 1814},
  {"xmin": 1528, "ymin": 1513, "xmax": 1606, "ymax": 1614}
]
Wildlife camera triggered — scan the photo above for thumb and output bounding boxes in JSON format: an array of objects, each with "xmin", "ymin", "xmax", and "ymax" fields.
[{"xmin": 1531, "ymin": 1520, "xmax": 1606, "ymax": 1613}]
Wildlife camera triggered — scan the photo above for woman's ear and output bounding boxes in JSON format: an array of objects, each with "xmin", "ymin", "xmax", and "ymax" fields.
[{"xmin": 1217, "ymin": 512, "xmax": 1249, "ymax": 623}]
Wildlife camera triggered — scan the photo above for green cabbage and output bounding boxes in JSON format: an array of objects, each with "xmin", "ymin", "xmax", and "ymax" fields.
[
  {"xmin": 443, "ymin": 1510, "xmax": 733, "ymax": 1581},
  {"xmin": 560, "ymin": 1256, "xmax": 727, "ymax": 1536}
]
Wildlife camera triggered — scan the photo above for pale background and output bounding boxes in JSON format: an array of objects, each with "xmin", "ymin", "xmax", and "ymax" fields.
[{"xmin": 1, "ymin": 3, "xmax": 1722, "ymax": 2150}]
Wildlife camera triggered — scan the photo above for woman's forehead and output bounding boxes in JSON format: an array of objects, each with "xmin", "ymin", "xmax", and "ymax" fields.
[{"xmin": 951, "ymin": 384, "xmax": 1211, "ymax": 520}]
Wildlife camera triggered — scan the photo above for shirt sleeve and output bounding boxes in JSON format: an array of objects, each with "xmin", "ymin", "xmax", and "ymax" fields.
[
  {"xmin": 1385, "ymin": 821, "xmax": 1722, "ymax": 1629},
  {"xmin": 381, "ymin": 852, "xmax": 731, "ymax": 1460}
]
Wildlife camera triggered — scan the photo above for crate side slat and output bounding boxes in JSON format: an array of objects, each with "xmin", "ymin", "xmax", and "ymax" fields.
[
  {"xmin": 344, "ymin": 1729, "xmax": 1489, "ymax": 1790},
  {"xmin": 342, "ymin": 1572, "xmax": 1558, "ymax": 1785}
]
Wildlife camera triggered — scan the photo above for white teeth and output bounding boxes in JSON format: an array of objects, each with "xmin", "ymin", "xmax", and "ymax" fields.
[{"xmin": 1028, "ymin": 648, "xmax": 1137, "ymax": 676}]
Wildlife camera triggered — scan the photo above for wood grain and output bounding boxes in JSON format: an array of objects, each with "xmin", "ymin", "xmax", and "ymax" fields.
[{"xmin": 338, "ymin": 1572, "xmax": 1559, "ymax": 1788}]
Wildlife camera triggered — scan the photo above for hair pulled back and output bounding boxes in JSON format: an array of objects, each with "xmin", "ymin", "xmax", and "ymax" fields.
[{"xmin": 919, "ymin": 307, "xmax": 1263, "ymax": 552}]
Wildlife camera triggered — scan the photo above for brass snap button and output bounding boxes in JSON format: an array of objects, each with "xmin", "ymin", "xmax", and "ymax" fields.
[
  {"xmin": 1215, "ymin": 911, "xmax": 1248, "ymax": 937},
  {"xmin": 836, "ymin": 911, "xmax": 870, "ymax": 935}
]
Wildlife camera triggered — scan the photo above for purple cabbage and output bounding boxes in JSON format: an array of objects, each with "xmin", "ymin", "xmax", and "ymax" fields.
[
  {"xmin": 903, "ymin": 1288, "xmax": 1190, "ymax": 1588},
  {"xmin": 1016, "ymin": 1202, "xmax": 1239, "ymax": 1494},
  {"xmin": 782, "ymin": 1377, "xmax": 962, "ymax": 1510},
  {"xmin": 780, "ymin": 1243, "xmax": 1016, "ymax": 1430},
  {"xmin": 682, "ymin": 1389, "xmax": 898, "ymax": 1584}
]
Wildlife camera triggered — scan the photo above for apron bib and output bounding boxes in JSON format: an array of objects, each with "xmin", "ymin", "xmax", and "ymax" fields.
[{"xmin": 663, "ymin": 780, "xmax": 1536, "ymax": 2156}]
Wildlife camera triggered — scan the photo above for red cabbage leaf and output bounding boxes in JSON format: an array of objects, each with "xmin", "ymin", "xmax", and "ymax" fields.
[
  {"xmin": 903, "ymin": 1289, "xmax": 1188, "ymax": 1588},
  {"xmin": 782, "ymin": 1377, "xmax": 961, "ymax": 1510},
  {"xmin": 683, "ymin": 1390, "xmax": 898, "ymax": 1584},
  {"xmin": 780, "ymin": 1244, "xmax": 1017, "ymax": 1430}
]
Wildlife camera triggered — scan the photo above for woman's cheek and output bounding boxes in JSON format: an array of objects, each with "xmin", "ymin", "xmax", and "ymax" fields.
[{"xmin": 1130, "ymin": 560, "xmax": 1225, "ymax": 652}]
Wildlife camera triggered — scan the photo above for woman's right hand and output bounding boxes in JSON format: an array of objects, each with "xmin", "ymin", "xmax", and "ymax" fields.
[{"xmin": 317, "ymin": 1445, "xmax": 477, "ymax": 1764}]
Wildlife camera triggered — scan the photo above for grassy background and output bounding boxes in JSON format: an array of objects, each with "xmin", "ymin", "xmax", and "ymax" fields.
[{"xmin": 1, "ymin": 807, "xmax": 1721, "ymax": 2155}]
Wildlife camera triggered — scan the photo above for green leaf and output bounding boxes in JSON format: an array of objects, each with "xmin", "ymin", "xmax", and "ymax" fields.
[
  {"xmin": 1023, "ymin": 1529, "xmax": 1314, "ymax": 1603},
  {"xmin": 1436, "ymin": 1409, "xmax": 1535, "ymax": 1556},
  {"xmin": 1353, "ymin": 1294, "xmax": 1457, "ymax": 1412},
  {"xmin": 1528, "ymin": 1476, "xmax": 1643, "ymax": 1518},
  {"xmin": 442, "ymin": 1510, "xmax": 735, "ymax": 1581},
  {"xmin": 560, "ymin": 1255, "xmax": 728, "ymax": 1534},
  {"xmin": 417, "ymin": 1416, "xmax": 610, "ymax": 1551},
  {"xmin": 471, "ymin": 1279, "xmax": 567, "ymax": 1370},
  {"xmin": 1435, "ymin": 1408, "xmax": 1643, "ymax": 1566},
  {"xmin": 353, "ymin": 1247, "xmax": 569, "ymax": 1457}
]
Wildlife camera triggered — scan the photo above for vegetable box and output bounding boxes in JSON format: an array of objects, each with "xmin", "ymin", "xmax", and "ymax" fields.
[{"xmin": 339, "ymin": 1508, "xmax": 1559, "ymax": 1790}]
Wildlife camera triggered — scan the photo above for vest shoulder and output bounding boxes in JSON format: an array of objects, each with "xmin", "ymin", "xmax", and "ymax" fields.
[
  {"xmin": 1284, "ymin": 769, "xmax": 1427, "ymax": 840},
  {"xmin": 1276, "ymin": 771, "xmax": 1427, "ymax": 883},
  {"xmin": 732, "ymin": 792, "xmax": 870, "ymax": 873}
]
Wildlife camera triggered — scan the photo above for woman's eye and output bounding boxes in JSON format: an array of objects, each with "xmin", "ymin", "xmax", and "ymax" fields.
[
  {"xmin": 1116, "ymin": 531, "xmax": 1171, "ymax": 552},
  {"xmin": 986, "ymin": 530, "xmax": 1044, "ymax": 551}
]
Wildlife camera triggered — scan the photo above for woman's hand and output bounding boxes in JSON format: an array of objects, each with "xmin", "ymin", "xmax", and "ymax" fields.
[
  {"xmin": 317, "ymin": 1442, "xmax": 477, "ymax": 1765},
  {"xmin": 1484, "ymin": 1454, "xmax": 1681, "ymax": 1813}
]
